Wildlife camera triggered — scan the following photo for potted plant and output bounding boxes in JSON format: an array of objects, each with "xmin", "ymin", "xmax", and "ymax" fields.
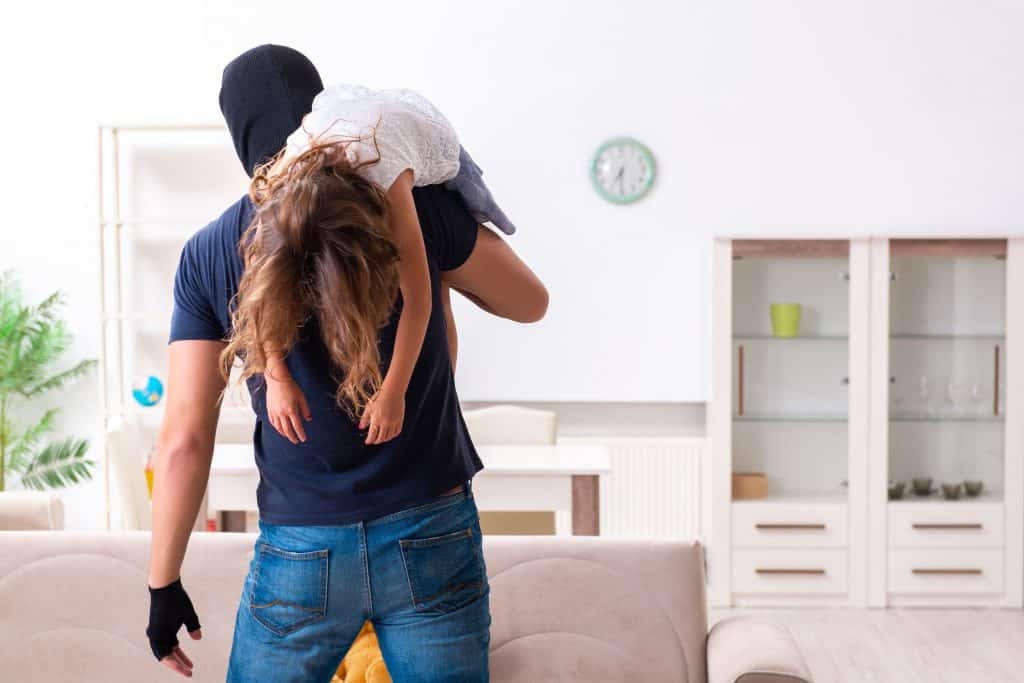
[{"xmin": 0, "ymin": 271, "xmax": 96, "ymax": 491}]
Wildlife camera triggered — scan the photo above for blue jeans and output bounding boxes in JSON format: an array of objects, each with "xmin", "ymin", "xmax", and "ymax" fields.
[{"xmin": 226, "ymin": 484, "xmax": 490, "ymax": 682}]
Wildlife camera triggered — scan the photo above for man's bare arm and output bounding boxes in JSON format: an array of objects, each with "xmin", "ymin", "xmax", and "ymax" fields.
[
  {"xmin": 147, "ymin": 340, "xmax": 226, "ymax": 676},
  {"xmin": 442, "ymin": 226, "xmax": 548, "ymax": 323},
  {"xmin": 149, "ymin": 340, "xmax": 226, "ymax": 586}
]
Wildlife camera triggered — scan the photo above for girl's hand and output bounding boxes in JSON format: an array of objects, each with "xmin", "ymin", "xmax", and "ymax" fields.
[
  {"xmin": 266, "ymin": 373, "xmax": 312, "ymax": 444},
  {"xmin": 359, "ymin": 387, "xmax": 405, "ymax": 445}
]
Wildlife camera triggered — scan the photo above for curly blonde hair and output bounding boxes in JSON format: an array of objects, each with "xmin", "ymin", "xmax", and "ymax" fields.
[{"xmin": 220, "ymin": 140, "xmax": 399, "ymax": 417}]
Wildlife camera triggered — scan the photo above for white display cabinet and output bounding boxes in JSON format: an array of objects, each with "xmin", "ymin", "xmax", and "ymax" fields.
[
  {"xmin": 868, "ymin": 239, "xmax": 1023, "ymax": 607},
  {"xmin": 710, "ymin": 239, "xmax": 870, "ymax": 607},
  {"xmin": 710, "ymin": 237, "xmax": 1023, "ymax": 608}
]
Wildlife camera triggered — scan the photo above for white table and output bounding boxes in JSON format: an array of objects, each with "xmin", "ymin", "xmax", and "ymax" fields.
[
  {"xmin": 208, "ymin": 443, "xmax": 610, "ymax": 535},
  {"xmin": 469, "ymin": 445, "xmax": 609, "ymax": 535}
]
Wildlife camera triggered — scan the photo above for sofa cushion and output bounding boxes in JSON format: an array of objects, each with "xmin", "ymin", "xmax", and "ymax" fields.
[{"xmin": 485, "ymin": 536, "xmax": 707, "ymax": 683}]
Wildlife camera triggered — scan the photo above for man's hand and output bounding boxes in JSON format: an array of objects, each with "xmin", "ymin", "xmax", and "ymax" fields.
[
  {"xmin": 359, "ymin": 386, "xmax": 405, "ymax": 445},
  {"xmin": 147, "ymin": 578, "xmax": 203, "ymax": 677}
]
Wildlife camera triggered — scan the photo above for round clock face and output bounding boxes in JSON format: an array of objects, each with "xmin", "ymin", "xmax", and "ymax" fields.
[{"xmin": 590, "ymin": 137, "xmax": 656, "ymax": 204}]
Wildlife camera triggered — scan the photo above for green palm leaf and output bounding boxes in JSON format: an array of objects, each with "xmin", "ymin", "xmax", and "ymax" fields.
[
  {"xmin": 0, "ymin": 271, "xmax": 96, "ymax": 492},
  {"xmin": 5, "ymin": 319, "xmax": 69, "ymax": 391},
  {"xmin": 21, "ymin": 359, "xmax": 97, "ymax": 398},
  {"xmin": 6, "ymin": 408, "xmax": 58, "ymax": 472},
  {"xmin": 0, "ymin": 307, "xmax": 32, "ymax": 378},
  {"xmin": 30, "ymin": 291, "xmax": 63, "ymax": 320},
  {"xmin": 18, "ymin": 437, "xmax": 93, "ymax": 490},
  {"xmin": 0, "ymin": 271, "xmax": 23, "ymax": 334}
]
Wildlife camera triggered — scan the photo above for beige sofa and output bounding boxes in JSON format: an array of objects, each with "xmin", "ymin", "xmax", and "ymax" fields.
[
  {"xmin": 0, "ymin": 532, "xmax": 811, "ymax": 682},
  {"xmin": 0, "ymin": 491, "xmax": 64, "ymax": 530}
]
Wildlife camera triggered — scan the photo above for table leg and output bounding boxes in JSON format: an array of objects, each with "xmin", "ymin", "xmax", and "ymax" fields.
[
  {"xmin": 572, "ymin": 475, "xmax": 599, "ymax": 536},
  {"xmin": 221, "ymin": 510, "xmax": 247, "ymax": 533}
]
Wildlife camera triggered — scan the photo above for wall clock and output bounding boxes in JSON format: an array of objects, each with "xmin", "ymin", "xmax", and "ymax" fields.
[{"xmin": 590, "ymin": 137, "xmax": 656, "ymax": 204}]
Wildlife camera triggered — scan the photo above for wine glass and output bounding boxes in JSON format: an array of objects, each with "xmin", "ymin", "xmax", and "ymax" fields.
[{"xmin": 947, "ymin": 381, "xmax": 970, "ymax": 416}]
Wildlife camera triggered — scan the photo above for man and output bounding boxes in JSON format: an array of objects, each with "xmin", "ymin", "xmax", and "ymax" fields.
[{"xmin": 145, "ymin": 44, "xmax": 546, "ymax": 682}]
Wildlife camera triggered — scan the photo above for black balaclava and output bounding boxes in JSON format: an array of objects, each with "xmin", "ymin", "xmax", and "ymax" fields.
[{"xmin": 219, "ymin": 44, "xmax": 324, "ymax": 177}]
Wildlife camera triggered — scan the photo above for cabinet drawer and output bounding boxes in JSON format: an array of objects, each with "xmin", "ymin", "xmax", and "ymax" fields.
[
  {"xmin": 888, "ymin": 549, "xmax": 1003, "ymax": 595},
  {"xmin": 732, "ymin": 549, "xmax": 848, "ymax": 595},
  {"xmin": 732, "ymin": 502, "xmax": 847, "ymax": 547},
  {"xmin": 888, "ymin": 502, "xmax": 1003, "ymax": 548}
]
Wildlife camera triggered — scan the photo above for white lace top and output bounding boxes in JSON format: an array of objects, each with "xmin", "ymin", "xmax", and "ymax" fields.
[{"xmin": 283, "ymin": 83, "xmax": 461, "ymax": 190}]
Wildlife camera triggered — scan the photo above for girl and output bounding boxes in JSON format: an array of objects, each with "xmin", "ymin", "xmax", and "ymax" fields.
[{"xmin": 229, "ymin": 83, "xmax": 544, "ymax": 444}]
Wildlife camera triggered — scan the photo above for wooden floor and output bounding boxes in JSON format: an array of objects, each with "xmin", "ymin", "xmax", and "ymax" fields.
[{"xmin": 710, "ymin": 608, "xmax": 1024, "ymax": 683}]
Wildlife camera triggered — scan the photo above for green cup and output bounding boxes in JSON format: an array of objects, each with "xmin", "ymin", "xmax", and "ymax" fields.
[{"xmin": 770, "ymin": 303, "xmax": 802, "ymax": 337}]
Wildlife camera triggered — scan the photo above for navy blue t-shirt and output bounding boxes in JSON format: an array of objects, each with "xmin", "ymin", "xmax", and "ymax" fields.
[{"xmin": 170, "ymin": 185, "xmax": 483, "ymax": 525}]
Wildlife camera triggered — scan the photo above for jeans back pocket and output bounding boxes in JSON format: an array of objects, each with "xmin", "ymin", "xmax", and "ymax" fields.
[
  {"xmin": 399, "ymin": 527, "xmax": 485, "ymax": 614},
  {"xmin": 249, "ymin": 542, "xmax": 328, "ymax": 636}
]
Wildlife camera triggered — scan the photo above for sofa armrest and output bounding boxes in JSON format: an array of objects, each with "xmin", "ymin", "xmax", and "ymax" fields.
[{"xmin": 707, "ymin": 616, "xmax": 812, "ymax": 683}]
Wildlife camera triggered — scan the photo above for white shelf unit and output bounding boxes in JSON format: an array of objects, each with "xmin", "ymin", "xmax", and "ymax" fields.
[
  {"xmin": 710, "ymin": 237, "xmax": 1023, "ymax": 608},
  {"xmin": 868, "ymin": 238, "xmax": 1023, "ymax": 608},
  {"xmin": 97, "ymin": 124, "xmax": 250, "ymax": 529},
  {"xmin": 710, "ymin": 239, "xmax": 870, "ymax": 607}
]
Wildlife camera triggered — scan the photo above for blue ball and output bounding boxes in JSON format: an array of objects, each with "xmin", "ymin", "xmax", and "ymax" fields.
[{"xmin": 132, "ymin": 375, "xmax": 164, "ymax": 407}]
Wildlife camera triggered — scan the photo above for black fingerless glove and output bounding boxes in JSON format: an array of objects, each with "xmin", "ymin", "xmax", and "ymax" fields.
[{"xmin": 146, "ymin": 578, "xmax": 201, "ymax": 661}]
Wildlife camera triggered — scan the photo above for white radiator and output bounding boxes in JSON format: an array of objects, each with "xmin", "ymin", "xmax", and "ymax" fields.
[{"xmin": 560, "ymin": 436, "xmax": 707, "ymax": 540}]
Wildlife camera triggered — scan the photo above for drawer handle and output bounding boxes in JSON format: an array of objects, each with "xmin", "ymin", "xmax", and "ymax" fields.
[
  {"xmin": 912, "ymin": 523, "xmax": 983, "ymax": 530},
  {"xmin": 755, "ymin": 523, "xmax": 827, "ymax": 530},
  {"xmin": 755, "ymin": 568, "xmax": 827, "ymax": 576},
  {"xmin": 912, "ymin": 568, "xmax": 983, "ymax": 576}
]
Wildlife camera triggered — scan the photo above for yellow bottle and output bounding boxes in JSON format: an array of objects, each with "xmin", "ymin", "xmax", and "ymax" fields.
[{"xmin": 144, "ymin": 450, "xmax": 154, "ymax": 498}]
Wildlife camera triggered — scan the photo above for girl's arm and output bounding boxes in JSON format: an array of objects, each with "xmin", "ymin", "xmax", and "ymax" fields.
[
  {"xmin": 360, "ymin": 169, "xmax": 431, "ymax": 445},
  {"xmin": 263, "ymin": 352, "xmax": 311, "ymax": 445}
]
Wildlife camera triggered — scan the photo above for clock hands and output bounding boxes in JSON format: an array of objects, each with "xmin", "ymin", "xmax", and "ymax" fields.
[{"xmin": 614, "ymin": 165, "xmax": 625, "ymax": 194}]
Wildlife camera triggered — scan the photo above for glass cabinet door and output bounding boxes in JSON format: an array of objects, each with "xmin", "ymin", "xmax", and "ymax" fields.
[
  {"xmin": 887, "ymin": 240, "xmax": 1007, "ymax": 502},
  {"xmin": 731, "ymin": 240, "xmax": 852, "ymax": 501}
]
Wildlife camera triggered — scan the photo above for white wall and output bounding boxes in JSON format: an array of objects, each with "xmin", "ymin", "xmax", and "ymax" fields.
[{"xmin": 3, "ymin": 0, "xmax": 1024, "ymax": 526}]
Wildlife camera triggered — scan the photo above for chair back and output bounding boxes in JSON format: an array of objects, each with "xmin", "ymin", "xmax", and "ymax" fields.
[{"xmin": 463, "ymin": 405, "xmax": 557, "ymax": 445}]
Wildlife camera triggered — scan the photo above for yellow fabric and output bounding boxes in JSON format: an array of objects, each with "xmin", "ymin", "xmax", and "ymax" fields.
[{"xmin": 332, "ymin": 622, "xmax": 392, "ymax": 683}]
